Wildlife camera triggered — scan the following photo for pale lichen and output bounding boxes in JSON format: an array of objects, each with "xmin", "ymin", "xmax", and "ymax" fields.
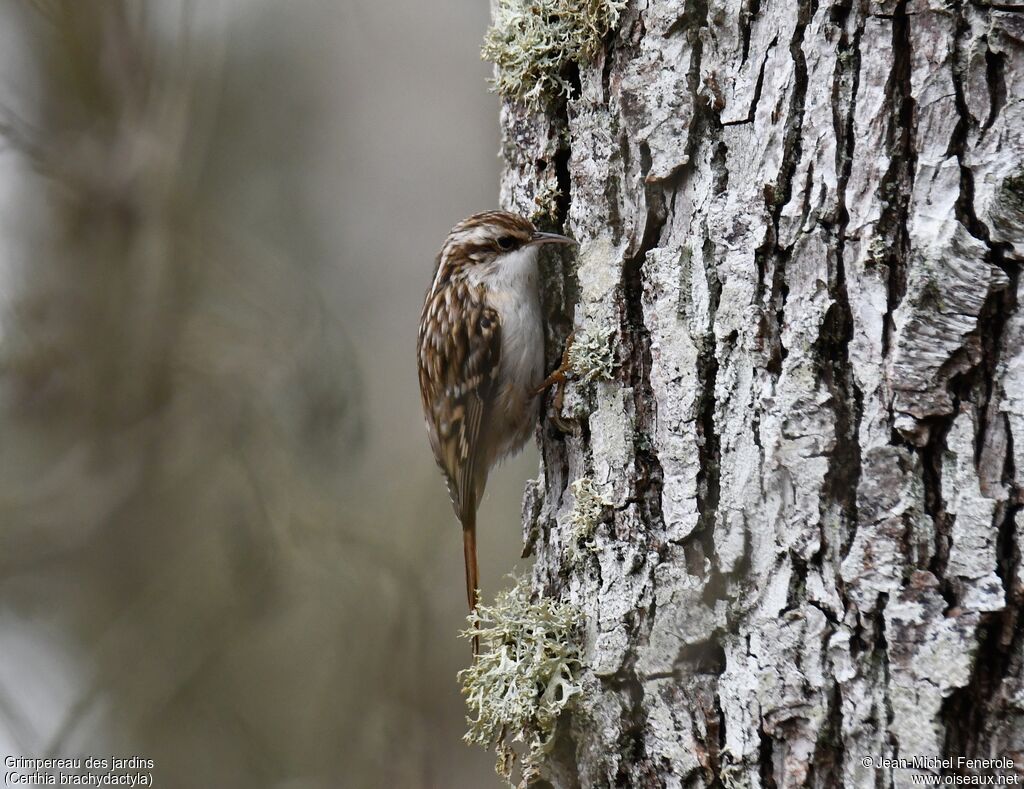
[
  {"xmin": 866, "ymin": 234, "xmax": 888, "ymax": 265},
  {"xmin": 459, "ymin": 579, "xmax": 584, "ymax": 786},
  {"xmin": 568, "ymin": 328, "xmax": 616, "ymax": 383},
  {"xmin": 482, "ymin": 0, "xmax": 627, "ymax": 107},
  {"xmin": 719, "ymin": 746, "xmax": 750, "ymax": 789},
  {"xmin": 530, "ymin": 181, "xmax": 563, "ymax": 224},
  {"xmin": 567, "ymin": 476, "xmax": 608, "ymax": 561}
]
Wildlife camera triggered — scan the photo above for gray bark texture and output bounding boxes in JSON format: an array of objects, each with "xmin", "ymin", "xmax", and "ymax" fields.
[{"xmin": 498, "ymin": 0, "xmax": 1024, "ymax": 786}]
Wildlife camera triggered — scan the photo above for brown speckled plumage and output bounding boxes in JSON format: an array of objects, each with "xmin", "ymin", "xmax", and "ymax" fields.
[
  {"xmin": 416, "ymin": 211, "xmax": 574, "ymax": 645},
  {"xmin": 418, "ymin": 277, "xmax": 501, "ymax": 524}
]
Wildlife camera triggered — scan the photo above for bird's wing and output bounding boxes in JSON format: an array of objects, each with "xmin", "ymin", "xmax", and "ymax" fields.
[{"xmin": 417, "ymin": 278, "xmax": 501, "ymax": 524}]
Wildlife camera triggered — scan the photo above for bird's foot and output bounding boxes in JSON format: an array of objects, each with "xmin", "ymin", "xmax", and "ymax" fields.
[{"xmin": 535, "ymin": 331, "xmax": 577, "ymax": 434}]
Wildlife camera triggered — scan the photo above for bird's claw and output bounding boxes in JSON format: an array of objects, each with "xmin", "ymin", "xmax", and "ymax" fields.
[{"xmin": 536, "ymin": 331, "xmax": 578, "ymax": 434}]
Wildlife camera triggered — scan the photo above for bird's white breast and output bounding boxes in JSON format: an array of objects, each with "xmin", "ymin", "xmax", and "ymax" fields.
[{"xmin": 469, "ymin": 245, "xmax": 544, "ymax": 458}]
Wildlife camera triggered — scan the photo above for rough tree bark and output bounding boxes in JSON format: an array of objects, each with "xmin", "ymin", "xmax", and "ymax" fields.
[{"xmin": 498, "ymin": 0, "xmax": 1024, "ymax": 786}]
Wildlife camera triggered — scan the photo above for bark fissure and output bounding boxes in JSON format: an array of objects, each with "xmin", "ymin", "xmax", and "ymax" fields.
[
  {"xmin": 829, "ymin": 0, "xmax": 865, "ymax": 571},
  {"xmin": 723, "ymin": 36, "xmax": 777, "ymax": 127},
  {"xmin": 740, "ymin": 0, "xmax": 763, "ymax": 65},
  {"xmin": 930, "ymin": 10, "xmax": 1022, "ymax": 742},
  {"xmin": 756, "ymin": 0, "xmax": 814, "ymax": 376},
  {"xmin": 982, "ymin": 43, "xmax": 1007, "ymax": 133},
  {"xmin": 877, "ymin": 0, "xmax": 916, "ymax": 363},
  {"xmin": 689, "ymin": 4, "xmax": 727, "ymax": 594},
  {"xmin": 622, "ymin": 194, "xmax": 668, "ymax": 538}
]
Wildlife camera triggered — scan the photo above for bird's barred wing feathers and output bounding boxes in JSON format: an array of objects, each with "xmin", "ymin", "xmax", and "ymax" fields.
[{"xmin": 417, "ymin": 278, "xmax": 501, "ymax": 524}]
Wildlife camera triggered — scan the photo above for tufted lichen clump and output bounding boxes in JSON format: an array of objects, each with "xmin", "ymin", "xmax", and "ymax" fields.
[
  {"xmin": 482, "ymin": 0, "xmax": 627, "ymax": 107},
  {"xmin": 530, "ymin": 181, "xmax": 564, "ymax": 224},
  {"xmin": 568, "ymin": 328, "xmax": 616, "ymax": 383},
  {"xmin": 459, "ymin": 579, "xmax": 584, "ymax": 786},
  {"xmin": 567, "ymin": 476, "xmax": 608, "ymax": 561}
]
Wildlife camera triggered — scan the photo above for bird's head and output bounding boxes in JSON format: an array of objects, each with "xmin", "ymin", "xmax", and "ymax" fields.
[{"xmin": 438, "ymin": 211, "xmax": 575, "ymax": 271}]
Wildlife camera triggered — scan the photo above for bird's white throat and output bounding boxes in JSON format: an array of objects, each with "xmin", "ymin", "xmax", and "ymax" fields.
[{"xmin": 468, "ymin": 244, "xmax": 539, "ymax": 293}]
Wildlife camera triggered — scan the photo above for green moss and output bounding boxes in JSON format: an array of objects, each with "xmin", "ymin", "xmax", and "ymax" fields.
[
  {"xmin": 568, "ymin": 328, "xmax": 615, "ymax": 383},
  {"xmin": 482, "ymin": 0, "xmax": 627, "ymax": 107},
  {"xmin": 459, "ymin": 579, "xmax": 584, "ymax": 786}
]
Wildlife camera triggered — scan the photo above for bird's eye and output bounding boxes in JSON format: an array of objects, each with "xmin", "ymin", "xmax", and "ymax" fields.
[{"xmin": 496, "ymin": 235, "xmax": 516, "ymax": 251}]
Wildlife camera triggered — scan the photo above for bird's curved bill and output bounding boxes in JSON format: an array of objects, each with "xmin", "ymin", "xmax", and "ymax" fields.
[{"xmin": 529, "ymin": 231, "xmax": 577, "ymax": 247}]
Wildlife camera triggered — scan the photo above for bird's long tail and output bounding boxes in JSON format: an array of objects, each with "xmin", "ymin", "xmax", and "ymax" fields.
[{"xmin": 463, "ymin": 511, "xmax": 480, "ymax": 656}]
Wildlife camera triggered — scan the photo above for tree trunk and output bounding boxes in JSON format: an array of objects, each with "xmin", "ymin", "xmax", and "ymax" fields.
[{"xmin": 498, "ymin": 0, "xmax": 1024, "ymax": 786}]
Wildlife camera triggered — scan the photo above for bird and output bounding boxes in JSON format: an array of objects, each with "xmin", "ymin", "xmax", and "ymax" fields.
[{"xmin": 416, "ymin": 211, "xmax": 575, "ymax": 652}]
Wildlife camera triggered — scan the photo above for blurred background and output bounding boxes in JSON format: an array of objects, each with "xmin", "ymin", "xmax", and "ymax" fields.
[{"xmin": 0, "ymin": 1, "xmax": 535, "ymax": 786}]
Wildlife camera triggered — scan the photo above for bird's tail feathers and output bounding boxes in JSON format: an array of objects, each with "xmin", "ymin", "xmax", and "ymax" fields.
[{"xmin": 462, "ymin": 508, "xmax": 480, "ymax": 656}]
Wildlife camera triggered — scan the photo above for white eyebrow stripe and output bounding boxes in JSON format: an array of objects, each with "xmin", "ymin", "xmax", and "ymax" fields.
[{"xmin": 452, "ymin": 226, "xmax": 491, "ymax": 246}]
